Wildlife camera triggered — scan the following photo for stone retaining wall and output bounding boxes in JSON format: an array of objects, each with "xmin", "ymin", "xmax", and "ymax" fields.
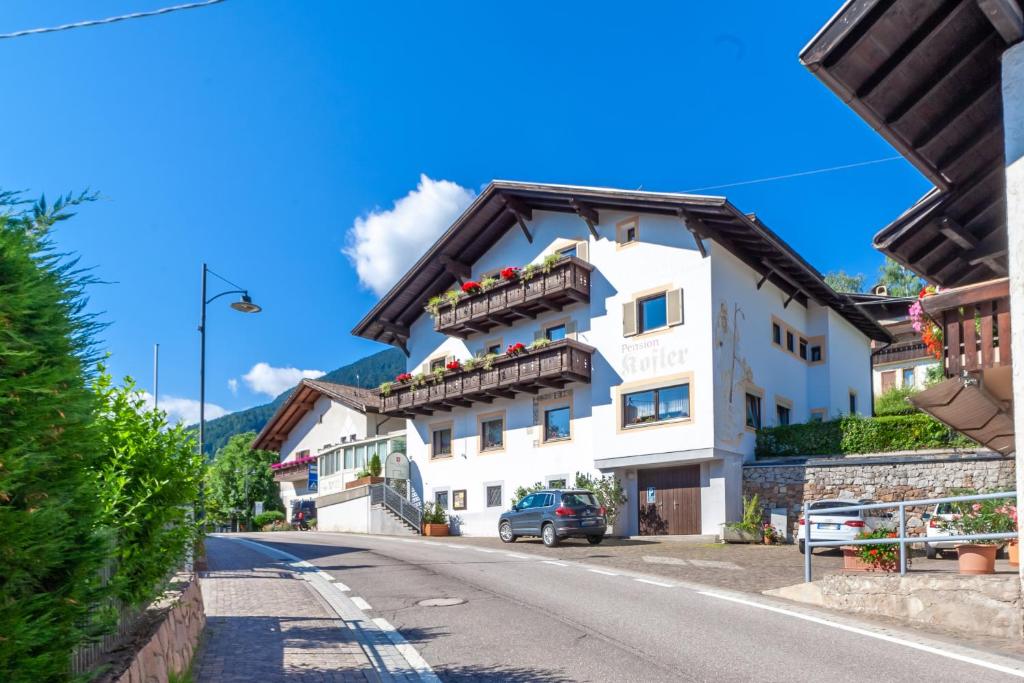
[
  {"xmin": 744, "ymin": 451, "xmax": 1015, "ymax": 536},
  {"xmin": 115, "ymin": 574, "xmax": 205, "ymax": 683}
]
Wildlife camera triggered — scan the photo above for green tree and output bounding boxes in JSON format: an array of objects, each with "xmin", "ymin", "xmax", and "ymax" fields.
[
  {"xmin": 205, "ymin": 432, "xmax": 280, "ymax": 530},
  {"xmin": 878, "ymin": 257, "xmax": 923, "ymax": 297},
  {"xmin": 572, "ymin": 473, "xmax": 628, "ymax": 528},
  {"xmin": 93, "ymin": 368, "xmax": 205, "ymax": 607},
  {"xmin": 0, "ymin": 190, "xmax": 108, "ymax": 682},
  {"xmin": 824, "ymin": 270, "xmax": 866, "ymax": 293}
]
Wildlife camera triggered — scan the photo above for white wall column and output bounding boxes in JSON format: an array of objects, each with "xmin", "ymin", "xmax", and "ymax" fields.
[{"xmin": 1002, "ymin": 41, "xmax": 1024, "ymax": 585}]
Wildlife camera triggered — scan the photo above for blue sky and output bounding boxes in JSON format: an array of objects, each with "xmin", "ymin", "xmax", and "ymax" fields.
[{"xmin": 2, "ymin": 1, "xmax": 932, "ymax": 422}]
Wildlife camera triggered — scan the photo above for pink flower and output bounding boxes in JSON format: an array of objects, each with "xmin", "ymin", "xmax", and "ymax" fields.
[{"xmin": 972, "ymin": 503, "xmax": 982, "ymax": 513}]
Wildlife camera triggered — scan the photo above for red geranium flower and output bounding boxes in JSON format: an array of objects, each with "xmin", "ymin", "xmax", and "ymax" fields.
[
  {"xmin": 869, "ymin": 549, "xmax": 878, "ymax": 556},
  {"xmin": 462, "ymin": 281, "xmax": 481, "ymax": 294},
  {"xmin": 446, "ymin": 360, "xmax": 461, "ymax": 371},
  {"xmin": 506, "ymin": 342, "xmax": 526, "ymax": 356},
  {"xmin": 500, "ymin": 267, "xmax": 519, "ymax": 280},
  {"xmin": 394, "ymin": 372, "xmax": 412, "ymax": 382}
]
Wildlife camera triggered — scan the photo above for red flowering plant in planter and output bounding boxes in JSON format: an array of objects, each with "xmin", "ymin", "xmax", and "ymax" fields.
[
  {"xmin": 500, "ymin": 266, "xmax": 520, "ymax": 281},
  {"xmin": 506, "ymin": 342, "xmax": 526, "ymax": 356},
  {"xmin": 394, "ymin": 372, "xmax": 413, "ymax": 383},
  {"xmin": 908, "ymin": 284, "xmax": 943, "ymax": 360},
  {"xmin": 445, "ymin": 359, "xmax": 461, "ymax": 371},
  {"xmin": 852, "ymin": 528, "xmax": 901, "ymax": 571},
  {"xmin": 462, "ymin": 281, "xmax": 481, "ymax": 295}
]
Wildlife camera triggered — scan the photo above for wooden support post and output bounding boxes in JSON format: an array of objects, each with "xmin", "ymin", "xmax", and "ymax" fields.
[
  {"xmin": 571, "ymin": 200, "xmax": 600, "ymax": 239},
  {"xmin": 677, "ymin": 208, "xmax": 708, "ymax": 258}
]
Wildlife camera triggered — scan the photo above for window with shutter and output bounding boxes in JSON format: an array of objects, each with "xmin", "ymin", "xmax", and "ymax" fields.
[
  {"xmin": 575, "ymin": 241, "xmax": 589, "ymax": 262},
  {"xmin": 622, "ymin": 301, "xmax": 638, "ymax": 337},
  {"xmin": 666, "ymin": 288, "xmax": 684, "ymax": 327}
]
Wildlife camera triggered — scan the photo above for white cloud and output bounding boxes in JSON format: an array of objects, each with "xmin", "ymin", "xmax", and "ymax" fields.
[
  {"xmin": 343, "ymin": 174, "xmax": 476, "ymax": 296},
  {"xmin": 242, "ymin": 362, "xmax": 324, "ymax": 398},
  {"xmin": 140, "ymin": 392, "xmax": 229, "ymax": 425},
  {"xmin": 227, "ymin": 378, "xmax": 239, "ymax": 395}
]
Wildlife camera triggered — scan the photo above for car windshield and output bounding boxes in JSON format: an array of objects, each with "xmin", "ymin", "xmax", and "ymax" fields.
[
  {"xmin": 561, "ymin": 492, "xmax": 598, "ymax": 507},
  {"xmin": 809, "ymin": 501, "xmax": 859, "ymax": 517}
]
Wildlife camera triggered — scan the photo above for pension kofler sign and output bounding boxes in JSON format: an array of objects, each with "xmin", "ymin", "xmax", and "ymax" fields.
[{"xmin": 385, "ymin": 451, "xmax": 410, "ymax": 480}]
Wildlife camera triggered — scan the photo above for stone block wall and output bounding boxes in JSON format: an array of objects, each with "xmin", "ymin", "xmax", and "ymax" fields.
[
  {"xmin": 116, "ymin": 574, "xmax": 205, "ymax": 683},
  {"xmin": 744, "ymin": 452, "xmax": 1015, "ymax": 536}
]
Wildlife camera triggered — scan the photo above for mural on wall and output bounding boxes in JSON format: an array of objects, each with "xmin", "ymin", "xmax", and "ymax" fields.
[{"xmin": 715, "ymin": 301, "xmax": 752, "ymax": 447}]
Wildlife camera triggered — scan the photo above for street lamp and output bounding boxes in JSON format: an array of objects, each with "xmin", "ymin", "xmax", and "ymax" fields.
[{"xmin": 198, "ymin": 261, "xmax": 261, "ymax": 460}]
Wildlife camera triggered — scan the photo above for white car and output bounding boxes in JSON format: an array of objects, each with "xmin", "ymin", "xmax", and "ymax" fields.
[
  {"xmin": 923, "ymin": 502, "xmax": 958, "ymax": 559},
  {"xmin": 797, "ymin": 499, "xmax": 886, "ymax": 554}
]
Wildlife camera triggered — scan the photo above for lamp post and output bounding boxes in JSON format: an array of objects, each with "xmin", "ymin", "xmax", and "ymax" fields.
[{"xmin": 198, "ymin": 263, "xmax": 261, "ymax": 518}]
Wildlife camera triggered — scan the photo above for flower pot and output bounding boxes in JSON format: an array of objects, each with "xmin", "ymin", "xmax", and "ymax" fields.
[
  {"xmin": 721, "ymin": 526, "xmax": 762, "ymax": 544},
  {"xmin": 841, "ymin": 546, "xmax": 897, "ymax": 572},
  {"xmin": 956, "ymin": 544, "xmax": 998, "ymax": 575},
  {"xmin": 345, "ymin": 476, "xmax": 385, "ymax": 490},
  {"xmin": 423, "ymin": 523, "xmax": 449, "ymax": 537},
  {"xmin": 1009, "ymin": 540, "xmax": 1019, "ymax": 568}
]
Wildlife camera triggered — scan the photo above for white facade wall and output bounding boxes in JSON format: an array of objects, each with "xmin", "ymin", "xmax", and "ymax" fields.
[{"xmin": 401, "ymin": 209, "xmax": 875, "ymax": 537}]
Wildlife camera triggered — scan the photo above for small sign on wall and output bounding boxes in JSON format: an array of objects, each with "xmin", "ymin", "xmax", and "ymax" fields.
[
  {"xmin": 385, "ymin": 452, "xmax": 410, "ymax": 480},
  {"xmin": 647, "ymin": 486, "xmax": 656, "ymax": 504}
]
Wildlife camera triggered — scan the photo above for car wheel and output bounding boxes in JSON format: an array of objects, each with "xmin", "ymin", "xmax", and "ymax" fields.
[
  {"xmin": 542, "ymin": 523, "xmax": 559, "ymax": 547},
  {"xmin": 798, "ymin": 540, "xmax": 806, "ymax": 555},
  {"xmin": 587, "ymin": 535, "xmax": 604, "ymax": 545},
  {"xmin": 925, "ymin": 544, "xmax": 937, "ymax": 560},
  {"xmin": 499, "ymin": 521, "xmax": 517, "ymax": 543}
]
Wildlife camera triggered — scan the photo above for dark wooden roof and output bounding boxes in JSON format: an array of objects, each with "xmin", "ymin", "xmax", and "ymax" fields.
[
  {"xmin": 252, "ymin": 379, "xmax": 378, "ymax": 453},
  {"xmin": 352, "ymin": 181, "xmax": 891, "ymax": 347},
  {"xmin": 801, "ymin": 0, "xmax": 1015, "ymax": 286},
  {"xmin": 844, "ymin": 291, "xmax": 915, "ymax": 321}
]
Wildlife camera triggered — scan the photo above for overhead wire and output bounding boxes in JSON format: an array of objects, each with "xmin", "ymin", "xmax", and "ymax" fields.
[
  {"xmin": 0, "ymin": 0, "xmax": 226, "ymax": 40},
  {"xmin": 679, "ymin": 156, "xmax": 904, "ymax": 193}
]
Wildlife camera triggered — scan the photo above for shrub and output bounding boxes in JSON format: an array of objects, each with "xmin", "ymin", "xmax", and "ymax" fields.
[
  {"xmin": 725, "ymin": 494, "xmax": 762, "ymax": 534},
  {"xmin": 0, "ymin": 191, "xmax": 108, "ymax": 682},
  {"xmin": 253, "ymin": 510, "xmax": 286, "ymax": 529},
  {"xmin": 369, "ymin": 453, "xmax": 382, "ymax": 477},
  {"xmin": 422, "ymin": 502, "xmax": 447, "ymax": 525},
  {"xmin": 756, "ymin": 414, "xmax": 974, "ymax": 457},
  {"xmin": 572, "ymin": 472, "xmax": 627, "ymax": 528},
  {"xmin": 874, "ymin": 386, "xmax": 919, "ymax": 416}
]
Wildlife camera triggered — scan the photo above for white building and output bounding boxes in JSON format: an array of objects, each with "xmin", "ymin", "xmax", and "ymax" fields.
[
  {"xmin": 353, "ymin": 182, "xmax": 889, "ymax": 537},
  {"xmin": 253, "ymin": 378, "xmax": 404, "ymax": 521}
]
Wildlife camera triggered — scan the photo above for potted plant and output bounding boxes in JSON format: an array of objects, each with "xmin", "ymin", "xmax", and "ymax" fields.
[
  {"xmin": 722, "ymin": 495, "xmax": 763, "ymax": 543},
  {"xmin": 462, "ymin": 281, "xmax": 481, "ymax": 295},
  {"xmin": 446, "ymin": 359, "xmax": 462, "ymax": 371},
  {"xmin": 506, "ymin": 342, "xmax": 526, "ymax": 357},
  {"xmin": 842, "ymin": 528, "xmax": 899, "ymax": 572},
  {"xmin": 762, "ymin": 523, "xmax": 780, "ymax": 545},
  {"xmin": 941, "ymin": 496, "xmax": 1016, "ymax": 574},
  {"xmin": 422, "ymin": 502, "xmax": 449, "ymax": 537},
  {"xmin": 345, "ymin": 465, "xmax": 385, "ymax": 490},
  {"xmin": 395, "ymin": 372, "xmax": 413, "ymax": 383},
  {"xmin": 500, "ymin": 266, "xmax": 519, "ymax": 281}
]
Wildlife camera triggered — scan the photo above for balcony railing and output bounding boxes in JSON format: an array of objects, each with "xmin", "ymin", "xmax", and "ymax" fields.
[
  {"xmin": 380, "ymin": 339, "xmax": 594, "ymax": 417},
  {"xmin": 433, "ymin": 256, "xmax": 592, "ymax": 338},
  {"xmin": 273, "ymin": 462, "xmax": 310, "ymax": 483},
  {"xmin": 921, "ymin": 278, "xmax": 1010, "ymax": 378}
]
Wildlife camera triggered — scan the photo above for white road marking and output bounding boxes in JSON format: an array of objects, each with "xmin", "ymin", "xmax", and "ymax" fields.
[
  {"xmin": 317, "ymin": 571, "xmax": 334, "ymax": 581},
  {"xmin": 505, "ymin": 552, "xmax": 531, "ymax": 559},
  {"xmin": 643, "ymin": 556, "xmax": 688, "ymax": 566},
  {"xmin": 332, "ymin": 581, "xmax": 350, "ymax": 592},
  {"xmin": 698, "ymin": 590, "xmax": 1024, "ymax": 679},
  {"xmin": 635, "ymin": 578, "xmax": 674, "ymax": 588},
  {"xmin": 542, "ymin": 560, "xmax": 569, "ymax": 567},
  {"xmin": 443, "ymin": 543, "xmax": 467, "ymax": 550},
  {"xmin": 472, "ymin": 547, "xmax": 498, "ymax": 553},
  {"xmin": 399, "ymin": 539, "xmax": 420, "ymax": 544},
  {"xmin": 351, "ymin": 596, "xmax": 372, "ymax": 610},
  {"xmin": 588, "ymin": 569, "xmax": 619, "ymax": 576},
  {"xmin": 372, "ymin": 618, "xmax": 442, "ymax": 683},
  {"xmin": 688, "ymin": 559, "xmax": 742, "ymax": 570}
]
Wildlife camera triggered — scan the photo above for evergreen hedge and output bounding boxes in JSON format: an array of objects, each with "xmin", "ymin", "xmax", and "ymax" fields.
[{"xmin": 755, "ymin": 414, "xmax": 975, "ymax": 458}]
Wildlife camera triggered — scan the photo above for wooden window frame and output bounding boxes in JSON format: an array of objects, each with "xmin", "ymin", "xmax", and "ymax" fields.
[
  {"xmin": 477, "ymin": 410, "xmax": 506, "ymax": 454},
  {"xmin": 433, "ymin": 487, "xmax": 451, "ymax": 510},
  {"xmin": 744, "ymin": 385, "xmax": 764, "ymax": 431},
  {"xmin": 429, "ymin": 421, "xmax": 454, "ymax": 460},
  {"xmin": 621, "ymin": 382, "xmax": 692, "ymax": 429},
  {"xmin": 614, "ymin": 372, "xmax": 695, "ymax": 434},
  {"xmin": 616, "ymin": 216, "xmax": 640, "ymax": 249}
]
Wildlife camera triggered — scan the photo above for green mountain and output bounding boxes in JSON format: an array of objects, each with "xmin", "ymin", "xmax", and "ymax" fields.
[{"xmin": 200, "ymin": 347, "xmax": 404, "ymax": 456}]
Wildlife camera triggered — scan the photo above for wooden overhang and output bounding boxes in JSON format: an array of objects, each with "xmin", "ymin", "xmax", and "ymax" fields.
[
  {"xmin": 801, "ymin": 0, "xmax": 1021, "ymax": 286},
  {"xmin": 252, "ymin": 379, "xmax": 378, "ymax": 453},
  {"xmin": 352, "ymin": 181, "xmax": 891, "ymax": 349}
]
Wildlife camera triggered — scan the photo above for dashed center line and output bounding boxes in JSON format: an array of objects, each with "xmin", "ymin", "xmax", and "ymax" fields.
[
  {"xmin": 635, "ymin": 578, "xmax": 674, "ymax": 588},
  {"xmin": 505, "ymin": 552, "xmax": 531, "ymax": 559},
  {"xmin": 351, "ymin": 596, "xmax": 372, "ymax": 610},
  {"xmin": 542, "ymin": 560, "xmax": 569, "ymax": 567},
  {"xmin": 472, "ymin": 547, "xmax": 498, "ymax": 553},
  {"xmin": 588, "ymin": 569, "xmax": 619, "ymax": 576},
  {"xmin": 332, "ymin": 581, "xmax": 350, "ymax": 592}
]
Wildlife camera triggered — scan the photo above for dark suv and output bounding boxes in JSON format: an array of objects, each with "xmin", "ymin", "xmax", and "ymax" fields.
[{"xmin": 498, "ymin": 489, "xmax": 607, "ymax": 547}]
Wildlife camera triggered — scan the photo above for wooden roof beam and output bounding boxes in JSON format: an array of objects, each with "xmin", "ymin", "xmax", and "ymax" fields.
[
  {"xmin": 978, "ymin": 0, "xmax": 1024, "ymax": 44},
  {"xmin": 570, "ymin": 199, "xmax": 600, "ymax": 239},
  {"xmin": 677, "ymin": 208, "xmax": 708, "ymax": 258},
  {"xmin": 503, "ymin": 196, "xmax": 534, "ymax": 244},
  {"xmin": 439, "ymin": 255, "xmax": 471, "ymax": 283},
  {"xmin": 759, "ymin": 259, "xmax": 815, "ymax": 308},
  {"xmin": 937, "ymin": 216, "xmax": 979, "ymax": 248},
  {"xmin": 965, "ymin": 245, "xmax": 1009, "ymax": 273}
]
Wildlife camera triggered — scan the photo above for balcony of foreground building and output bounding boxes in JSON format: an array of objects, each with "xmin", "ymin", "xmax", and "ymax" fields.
[
  {"xmin": 381, "ymin": 338, "xmax": 594, "ymax": 417},
  {"xmin": 909, "ymin": 278, "xmax": 1014, "ymax": 456},
  {"xmin": 433, "ymin": 256, "xmax": 592, "ymax": 338},
  {"xmin": 271, "ymin": 455, "xmax": 315, "ymax": 483}
]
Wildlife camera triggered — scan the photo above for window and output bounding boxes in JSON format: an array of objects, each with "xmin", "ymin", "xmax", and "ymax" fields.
[
  {"xmin": 810, "ymin": 409, "xmax": 826, "ymax": 423},
  {"xmin": 486, "ymin": 485, "xmax": 503, "ymax": 508},
  {"xmin": 849, "ymin": 392, "xmax": 857, "ymax": 415},
  {"xmin": 799, "ymin": 339, "xmax": 808, "ymax": 360},
  {"xmin": 638, "ymin": 294, "xmax": 667, "ymax": 333},
  {"xmin": 810, "ymin": 345, "xmax": 822, "ymax": 362},
  {"xmin": 480, "ymin": 417, "xmax": 504, "ymax": 451},
  {"xmin": 354, "ymin": 444, "xmax": 366, "ymax": 470},
  {"xmin": 881, "ymin": 370, "xmax": 896, "ymax": 393},
  {"xmin": 429, "ymin": 357, "xmax": 445, "ymax": 372},
  {"xmin": 344, "ymin": 446, "xmax": 354, "ymax": 470},
  {"xmin": 518, "ymin": 493, "xmax": 537, "ymax": 509},
  {"xmin": 772, "ymin": 323, "xmax": 782, "ymax": 345},
  {"xmin": 435, "ymin": 490, "xmax": 449, "ymax": 510},
  {"xmin": 548, "ymin": 478, "xmax": 567, "ymax": 489},
  {"xmin": 452, "ymin": 490, "xmax": 466, "ymax": 510},
  {"xmin": 558, "ymin": 244, "xmax": 577, "ymax": 258},
  {"xmin": 544, "ymin": 406, "xmax": 571, "ymax": 442},
  {"xmin": 786, "ymin": 331, "xmax": 794, "ymax": 353},
  {"xmin": 745, "ymin": 393, "xmax": 762, "ymax": 429},
  {"xmin": 776, "ymin": 405, "xmax": 791, "ymax": 426},
  {"xmin": 616, "ymin": 217, "xmax": 639, "ymax": 246},
  {"xmin": 623, "ymin": 384, "xmax": 690, "ymax": 427},
  {"xmin": 902, "ymin": 368, "xmax": 915, "ymax": 388},
  {"xmin": 545, "ymin": 324, "xmax": 567, "ymax": 341},
  {"xmin": 431, "ymin": 427, "xmax": 452, "ymax": 458},
  {"xmin": 486, "ymin": 343, "xmax": 501, "ymax": 355},
  {"xmin": 625, "ymin": 225, "xmax": 637, "ymax": 242}
]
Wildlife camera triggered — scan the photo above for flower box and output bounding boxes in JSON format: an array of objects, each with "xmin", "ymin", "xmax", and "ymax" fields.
[
  {"xmin": 423, "ymin": 523, "xmax": 449, "ymax": 537},
  {"xmin": 345, "ymin": 476, "xmax": 384, "ymax": 490},
  {"xmin": 721, "ymin": 527, "xmax": 762, "ymax": 544},
  {"xmin": 841, "ymin": 546, "xmax": 897, "ymax": 572}
]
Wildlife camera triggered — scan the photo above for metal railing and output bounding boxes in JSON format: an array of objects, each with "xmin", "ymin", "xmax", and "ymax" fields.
[
  {"xmin": 803, "ymin": 491, "xmax": 1018, "ymax": 582},
  {"xmin": 370, "ymin": 482, "xmax": 422, "ymax": 532}
]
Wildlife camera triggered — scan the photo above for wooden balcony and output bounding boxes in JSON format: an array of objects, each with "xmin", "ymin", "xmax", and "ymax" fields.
[
  {"xmin": 273, "ymin": 462, "xmax": 311, "ymax": 483},
  {"xmin": 380, "ymin": 339, "xmax": 594, "ymax": 417},
  {"xmin": 433, "ymin": 256, "xmax": 592, "ymax": 338},
  {"xmin": 921, "ymin": 278, "xmax": 1010, "ymax": 379}
]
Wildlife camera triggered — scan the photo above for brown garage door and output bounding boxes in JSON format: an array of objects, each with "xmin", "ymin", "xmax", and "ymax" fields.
[{"xmin": 637, "ymin": 466, "xmax": 701, "ymax": 535}]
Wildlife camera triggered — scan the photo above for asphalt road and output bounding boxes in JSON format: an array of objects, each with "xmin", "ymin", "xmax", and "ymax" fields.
[{"xmin": 235, "ymin": 531, "xmax": 1024, "ymax": 682}]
